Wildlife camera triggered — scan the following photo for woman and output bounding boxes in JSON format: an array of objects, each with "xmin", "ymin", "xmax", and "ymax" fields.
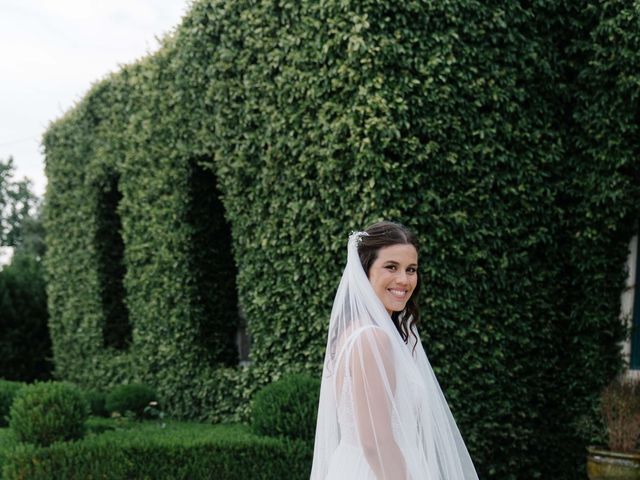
[{"xmin": 310, "ymin": 221, "xmax": 478, "ymax": 480}]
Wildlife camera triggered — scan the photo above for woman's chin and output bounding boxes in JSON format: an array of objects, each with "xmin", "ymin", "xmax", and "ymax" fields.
[{"xmin": 386, "ymin": 302, "xmax": 407, "ymax": 313}]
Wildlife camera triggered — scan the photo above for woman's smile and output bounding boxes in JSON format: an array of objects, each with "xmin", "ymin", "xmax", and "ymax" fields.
[
  {"xmin": 388, "ymin": 288, "xmax": 408, "ymax": 299},
  {"xmin": 367, "ymin": 243, "xmax": 418, "ymax": 314}
]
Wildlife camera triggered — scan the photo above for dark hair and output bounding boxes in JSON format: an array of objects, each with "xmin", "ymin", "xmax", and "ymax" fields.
[{"xmin": 358, "ymin": 221, "xmax": 420, "ymax": 353}]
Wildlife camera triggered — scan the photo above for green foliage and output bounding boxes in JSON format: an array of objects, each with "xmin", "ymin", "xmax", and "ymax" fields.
[
  {"xmin": 0, "ymin": 252, "xmax": 51, "ymax": 382},
  {"xmin": 12, "ymin": 206, "xmax": 46, "ymax": 260},
  {"xmin": 9, "ymin": 381, "xmax": 89, "ymax": 447},
  {"xmin": 0, "ymin": 169, "xmax": 49, "ymax": 383},
  {"xmin": 84, "ymin": 390, "xmax": 109, "ymax": 418},
  {"xmin": 1, "ymin": 421, "xmax": 311, "ymax": 480},
  {"xmin": 105, "ymin": 384, "xmax": 158, "ymax": 419},
  {"xmin": 250, "ymin": 373, "xmax": 320, "ymax": 443},
  {"xmin": 41, "ymin": 0, "xmax": 640, "ymax": 478},
  {"xmin": 0, "ymin": 427, "xmax": 18, "ymax": 476},
  {"xmin": 85, "ymin": 416, "xmax": 120, "ymax": 435},
  {"xmin": 0, "ymin": 380, "xmax": 25, "ymax": 427},
  {"xmin": 0, "ymin": 156, "xmax": 39, "ymax": 249}
]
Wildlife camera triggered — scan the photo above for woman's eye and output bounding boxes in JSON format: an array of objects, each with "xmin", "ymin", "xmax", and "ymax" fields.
[
  {"xmin": 408, "ymin": 267, "xmax": 417, "ymax": 273},
  {"xmin": 385, "ymin": 265, "xmax": 396, "ymax": 271}
]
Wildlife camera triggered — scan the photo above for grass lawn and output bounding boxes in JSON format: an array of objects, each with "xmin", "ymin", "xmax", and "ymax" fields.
[
  {"xmin": 1, "ymin": 416, "xmax": 270, "ymax": 447},
  {"xmin": 83, "ymin": 416, "xmax": 264, "ymax": 443}
]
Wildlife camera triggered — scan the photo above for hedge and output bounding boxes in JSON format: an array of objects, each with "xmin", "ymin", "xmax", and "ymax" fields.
[
  {"xmin": 1, "ymin": 422, "xmax": 311, "ymax": 480},
  {"xmin": 0, "ymin": 428, "xmax": 16, "ymax": 476},
  {"xmin": 0, "ymin": 381, "xmax": 24, "ymax": 428},
  {"xmin": 250, "ymin": 373, "xmax": 320, "ymax": 444},
  {"xmin": 8, "ymin": 381, "xmax": 89, "ymax": 447},
  {"xmin": 42, "ymin": 0, "xmax": 640, "ymax": 478}
]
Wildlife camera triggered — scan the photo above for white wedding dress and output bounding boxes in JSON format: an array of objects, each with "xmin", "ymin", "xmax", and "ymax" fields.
[
  {"xmin": 325, "ymin": 326, "xmax": 382, "ymax": 479},
  {"xmin": 311, "ymin": 232, "xmax": 479, "ymax": 480}
]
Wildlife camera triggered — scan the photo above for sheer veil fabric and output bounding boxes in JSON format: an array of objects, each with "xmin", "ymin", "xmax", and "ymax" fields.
[{"xmin": 310, "ymin": 232, "xmax": 479, "ymax": 480}]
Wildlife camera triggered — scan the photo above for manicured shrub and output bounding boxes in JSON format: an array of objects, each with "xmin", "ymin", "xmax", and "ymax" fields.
[
  {"xmin": 0, "ymin": 427, "xmax": 18, "ymax": 476},
  {"xmin": 83, "ymin": 389, "xmax": 109, "ymax": 418},
  {"xmin": 9, "ymin": 381, "xmax": 89, "ymax": 447},
  {"xmin": 250, "ymin": 373, "xmax": 320, "ymax": 443},
  {"xmin": 1, "ymin": 422, "xmax": 312, "ymax": 480},
  {"xmin": 105, "ymin": 384, "xmax": 157, "ymax": 419},
  {"xmin": 0, "ymin": 380, "xmax": 25, "ymax": 427}
]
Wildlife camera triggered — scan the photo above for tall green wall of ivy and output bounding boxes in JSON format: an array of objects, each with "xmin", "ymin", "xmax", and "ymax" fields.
[{"xmin": 43, "ymin": 0, "xmax": 640, "ymax": 478}]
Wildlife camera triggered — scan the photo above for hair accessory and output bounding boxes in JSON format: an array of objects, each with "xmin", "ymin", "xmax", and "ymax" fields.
[{"xmin": 349, "ymin": 230, "xmax": 368, "ymax": 246}]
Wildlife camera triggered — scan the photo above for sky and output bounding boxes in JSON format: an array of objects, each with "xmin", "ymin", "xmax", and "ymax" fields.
[{"xmin": 0, "ymin": 0, "xmax": 191, "ymax": 198}]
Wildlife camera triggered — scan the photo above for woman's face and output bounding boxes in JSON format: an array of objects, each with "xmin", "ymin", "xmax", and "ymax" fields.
[{"xmin": 367, "ymin": 243, "xmax": 418, "ymax": 314}]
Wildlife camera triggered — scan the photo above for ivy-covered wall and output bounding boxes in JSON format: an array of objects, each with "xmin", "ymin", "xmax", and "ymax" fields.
[{"xmin": 43, "ymin": 0, "xmax": 640, "ymax": 478}]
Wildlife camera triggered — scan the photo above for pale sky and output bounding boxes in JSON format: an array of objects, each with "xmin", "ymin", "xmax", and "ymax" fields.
[{"xmin": 0, "ymin": 0, "xmax": 191, "ymax": 198}]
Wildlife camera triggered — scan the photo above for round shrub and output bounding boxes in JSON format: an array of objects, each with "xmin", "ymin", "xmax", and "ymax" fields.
[
  {"xmin": 250, "ymin": 373, "xmax": 320, "ymax": 443},
  {"xmin": 9, "ymin": 381, "xmax": 89, "ymax": 447},
  {"xmin": 105, "ymin": 383, "xmax": 157, "ymax": 419},
  {"xmin": 0, "ymin": 379, "xmax": 25, "ymax": 427},
  {"xmin": 84, "ymin": 389, "xmax": 109, "ymax": 417}
]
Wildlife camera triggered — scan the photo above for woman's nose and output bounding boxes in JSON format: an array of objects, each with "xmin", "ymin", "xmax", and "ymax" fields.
[{"xmin": 396, "ymin": 270, "xmax": 409, "ymax": 284}]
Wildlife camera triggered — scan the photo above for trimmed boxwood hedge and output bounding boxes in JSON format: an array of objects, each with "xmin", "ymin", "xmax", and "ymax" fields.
[
  {"xmin": 0, "ymin": 427, "xmax": 17, "ymax": 475},
  {"xmin": 250, "ymin": 373, "xmax": 320, "ymax": 444},
  {"xmin": 1, "ymin": 422, "xmax": 311, "ymax": 480},
  {"xmin": 0, "ymin": 381, "xmax": 24, "ymax": 428},
  {"xmin": 8, "ymin": 381, "xmax": 89, "ymax": 447},
  {"xmin": 42, "ymin": 0, "xmax": 640, "ymax": 478}
]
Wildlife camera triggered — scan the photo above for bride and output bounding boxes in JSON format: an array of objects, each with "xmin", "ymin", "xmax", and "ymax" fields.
[{"xmin": 310, "ymin": 221, "xmax": 479, "ymax": 479}]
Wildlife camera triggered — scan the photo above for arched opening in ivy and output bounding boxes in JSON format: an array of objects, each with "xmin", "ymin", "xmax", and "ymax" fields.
[
  {"xmin": 186, "ymin": 159, "xmax": 245, "ymax": 366},
  {"xmin": 95, "ymin": 173, "xmax": 132, "ymax": 350}
]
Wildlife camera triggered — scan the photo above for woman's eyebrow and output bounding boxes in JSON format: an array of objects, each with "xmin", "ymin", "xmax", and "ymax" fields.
[{"xmin": 384, "ymin": 260, "xmax": 418, "ymax": 267}]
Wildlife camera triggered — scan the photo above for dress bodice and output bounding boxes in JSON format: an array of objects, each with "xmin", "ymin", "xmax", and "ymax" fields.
[
  {"xmin": 333, "ymin": 326, "xmax": 405, "ymax": 448},
  {"xmin": 336, "ymin": 365, "xmax": 359, "ymax": 446}
]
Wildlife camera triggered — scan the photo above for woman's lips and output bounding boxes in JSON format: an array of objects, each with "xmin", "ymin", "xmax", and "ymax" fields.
[{"xmin": 388, "ymin": 288, "xmax": 408, "ymax": 299}]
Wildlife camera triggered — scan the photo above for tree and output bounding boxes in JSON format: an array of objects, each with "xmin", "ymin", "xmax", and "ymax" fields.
[
  {"xmin": 0, "ymin": 156, "xmax": 50, "ymax": 381},
  {"xmin": 0, "ymin": 156, "xmax": 39, "ymax": 249},
  {"xmin": 0, "ymin": 251, "xmax": 52, "ymax": 381}
]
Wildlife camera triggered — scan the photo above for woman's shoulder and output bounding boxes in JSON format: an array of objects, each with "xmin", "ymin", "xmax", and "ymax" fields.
[{"xmin": 348, "ymin": 324, "xmax": 394, "ymax": 349}]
